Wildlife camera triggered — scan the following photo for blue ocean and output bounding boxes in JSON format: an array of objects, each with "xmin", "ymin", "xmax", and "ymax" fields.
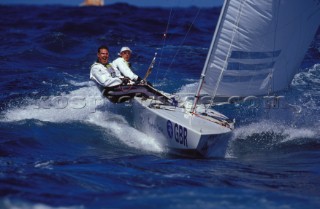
[{"xmin": 0, "ymin": 3, "xmax": 320, "ymax": 209}]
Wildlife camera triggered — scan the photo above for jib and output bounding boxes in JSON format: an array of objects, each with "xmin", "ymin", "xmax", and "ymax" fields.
[{"xmin": 174, "ymin": 124, "xmax": 188, "ymax": 147}]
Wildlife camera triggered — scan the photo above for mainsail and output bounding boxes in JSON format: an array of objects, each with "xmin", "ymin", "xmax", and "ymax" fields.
[{"xmin": 198, "ymin": 0, "xmax": 320, "ymax": 99}]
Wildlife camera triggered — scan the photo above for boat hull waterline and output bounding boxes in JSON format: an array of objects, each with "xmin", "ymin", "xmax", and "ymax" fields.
[{"xmin": 133, "ymin": 97, "xmax": 234, "ymax": 157}]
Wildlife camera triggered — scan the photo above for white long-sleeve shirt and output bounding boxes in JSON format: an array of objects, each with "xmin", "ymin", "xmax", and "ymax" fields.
[
  {"xmin": 90, "ymin": 62, "xmax": 123, "ymax": 87},
  {"xmin": 112, "ymin": 57, "xmax": 138, "ymax": 81}
]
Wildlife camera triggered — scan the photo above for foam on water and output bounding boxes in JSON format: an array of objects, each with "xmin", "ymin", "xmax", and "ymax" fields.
[
  {"xmin": 0, "ymin": 198, "xmax": 84, "ymax": 209},
  {"xmin": 1, "ymin": 84, "xmax": 101, "ymax": 123},
  {"xmin": 177, "ymin": 82, "xmax": 198, "ymax": 94},
  {"xmin": 86, "ymin": 111, "xmax": 163, "ymax": 153},
  {"xmin": 292, "ymin": 64, "xmax": 320, "ymax": 88},
  {"xmin": 225, "ymin": 119, "xmax": 320, "ymax": 158},
  {"xmin": 233, "ymin": 120, "xmax": 318, "ymax": 142},
  {"xmin": 0, "ymin": 81, "xmax": 163, "ymax": 153}
]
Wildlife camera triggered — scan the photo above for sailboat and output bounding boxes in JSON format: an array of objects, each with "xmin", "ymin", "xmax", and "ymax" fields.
[
  {"xmin": 80, "ymin": 0, "xmax": 104, "ymax": 6},
  {"xmin": 130, "ymin": 0, "xmax": 320, "ymax": 157}
]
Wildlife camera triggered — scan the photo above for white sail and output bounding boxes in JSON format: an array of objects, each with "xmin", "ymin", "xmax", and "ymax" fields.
[{"xmin": 200, "ymin": 0, "xmax": 320, "ymax": 98}]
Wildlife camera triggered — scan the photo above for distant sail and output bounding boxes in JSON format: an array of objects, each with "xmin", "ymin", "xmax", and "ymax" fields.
[
  {"xmin": 80, "ymin": 0, "xmax": 104, "ymax": 6},
  {"xmin": 200, "ymin": 0, "xmax": 320, "ymax": 98}
]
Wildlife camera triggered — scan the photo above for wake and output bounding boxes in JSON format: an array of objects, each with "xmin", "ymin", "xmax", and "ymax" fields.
[{"xmin": 0, "ymin": 80, "xmax": 164, "ymax": 153}]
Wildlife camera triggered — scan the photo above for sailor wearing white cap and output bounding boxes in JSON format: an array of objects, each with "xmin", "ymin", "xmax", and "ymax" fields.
[
  {"xmin": 112, "ymin": 46, "xmax": 141, "ymax": 82},
  {"xmin": 118, "ymin": 46, "xmax": 132, "ymax": 55}
]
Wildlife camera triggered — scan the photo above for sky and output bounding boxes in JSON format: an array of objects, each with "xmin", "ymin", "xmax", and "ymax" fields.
[{"xmin": 0, "ymin": 0, "xmax": 223, "ymax": 8}]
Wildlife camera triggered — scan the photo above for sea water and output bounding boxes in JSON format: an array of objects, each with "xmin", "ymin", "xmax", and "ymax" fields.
[{"xmin": 0, "ymin": 3, "xmax": 320, "ymax": 209}]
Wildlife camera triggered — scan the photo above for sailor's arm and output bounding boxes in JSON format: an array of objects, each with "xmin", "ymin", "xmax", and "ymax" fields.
[
  {"xmin": 113, "ymin": 58, "xmax": 138, "ymax": 81},
  {"xmin": 109, "ymin": 62, "xmax": 124, "ymax": 79}
]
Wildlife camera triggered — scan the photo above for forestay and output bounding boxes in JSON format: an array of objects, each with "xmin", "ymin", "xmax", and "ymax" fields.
[{"xmin": 199, "ymin": 0, "xmax": 320, "ymax": 98}]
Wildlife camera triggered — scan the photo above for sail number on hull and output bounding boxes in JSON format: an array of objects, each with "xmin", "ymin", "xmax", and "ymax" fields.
[{"xmin": 167, "ymin": 120, "xmax": 188, "ymax": 147}]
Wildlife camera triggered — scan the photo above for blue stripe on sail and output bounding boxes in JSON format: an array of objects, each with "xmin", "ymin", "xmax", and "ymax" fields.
[
  {"xmin": 222, "ymin": 73, "xmax": 269, "ymax": 83},
  {"xmin": 227, "ymin": 62, "xmax": 275, "ymax": 71},
  {"xmin": 230, "ymin": 50, "xmax": 281, "ymax": 59}
]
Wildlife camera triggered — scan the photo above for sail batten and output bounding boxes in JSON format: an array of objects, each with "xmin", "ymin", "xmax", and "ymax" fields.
[{"xmin": 199, "ymin": 0, "xmax": 320, "ymax": 98}]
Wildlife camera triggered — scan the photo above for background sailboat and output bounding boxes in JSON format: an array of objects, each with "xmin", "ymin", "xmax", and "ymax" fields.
[{"xmin": 80, "ymin": 0, "xmax": 104, "ymax": 6}]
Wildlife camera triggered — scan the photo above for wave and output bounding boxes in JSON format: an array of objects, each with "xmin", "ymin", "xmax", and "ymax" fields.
[
  {"xmin": 0, "ymin": 81, "xmax": 163, "ymax": 154},
  {"xmin": 292, "ymin": 63, "xmax": 320, "ymax": 92},
  {"xmin": 38, "ymin": 32, "xmax": 82, "ymax": 53},
  {"xmin": 226, "ymin": 119, "xmax": 320, "ymax": 158}
]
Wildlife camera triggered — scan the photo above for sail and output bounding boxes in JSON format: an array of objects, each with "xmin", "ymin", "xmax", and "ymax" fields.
[
  {"xmin": 200, "ymin": 0, "xmax": 320, "ymax": 98},
  {"xmin": 80, "ymin": 0, "xmax": 104, "ymax": 6}
]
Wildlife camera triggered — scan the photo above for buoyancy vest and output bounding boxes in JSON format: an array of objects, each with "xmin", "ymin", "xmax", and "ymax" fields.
[{"xmin": 104, "ymin": 63, "xmax": 116, "ymax": 78}]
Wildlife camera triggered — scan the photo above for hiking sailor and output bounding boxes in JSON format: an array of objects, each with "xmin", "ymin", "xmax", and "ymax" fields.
[
  {"xmin": 90, "ymin": 45, "xmax": 128, "ymax": 87},
  {"xmin": 112, "ymin": 46, "xmax": 143, "ymax": 84},
  {"xmin": 90, "ymin": 45, "xmax": 163, "ymax": 103}
]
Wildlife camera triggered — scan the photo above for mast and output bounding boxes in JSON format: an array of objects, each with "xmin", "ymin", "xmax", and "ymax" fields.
[{"xmin": 191, "ymin": 0, "xmax": 230, "ymax": 113}]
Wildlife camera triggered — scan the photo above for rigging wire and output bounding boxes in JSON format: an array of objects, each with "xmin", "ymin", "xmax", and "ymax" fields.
[
  {"xmin": 154, "ymin": 8, "xmax": 173, "ymax": 85},
  {"xmin": 160, "ymin": 7, "xmax": 202, "ymax": 82}
]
